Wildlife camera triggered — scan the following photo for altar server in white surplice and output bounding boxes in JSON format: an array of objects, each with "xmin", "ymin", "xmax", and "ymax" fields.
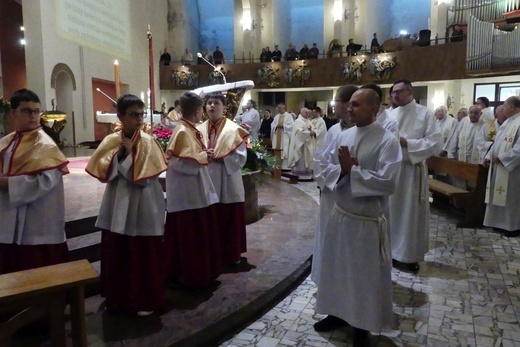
[
  {"xmin": 271, "ymin": 102, "xmax": 294, "ymax": 170},
  {"xmin": 312, "ymin": 85, "xmax": 358, "ymax": 287},
  {"xmin": 435, "ymin": 105, "xmax": 457, "ymax": 150},
  {"xmin": 313, "ymin": 89, "xmax": 402, "ymax": 346},
  {"xmin": 483, "ymin": 96, "xmax": 520, "ymax": 238},
  {"xmin": 86, "ymin": 94, "xmax": 168, "ymax": 316},
  {"xmin": 443, "ymin": 105, "xmax": 484, "ymax": 164},
  {"xmin": 288, "ymin": 107, "xmax": 315, "ymax": 180},
  {"xmin": 387, "ymin": 79, "xmax": 441, "ymax": 273},
  {"xmin": 0, "ymin": 89, "xmax": 70, "ymax": 275}
]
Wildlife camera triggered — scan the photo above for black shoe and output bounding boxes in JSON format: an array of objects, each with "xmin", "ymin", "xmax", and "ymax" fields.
[
  {"xmin": 504, "ymin": 230, "xmax": 520, "ymax": 238},
  {"xmin": 392, "ymin": 259, "xmax": 420, "ymax": 273},
  {"xmin": 313, "ymin": 315, "xmax": 349, "ymax": 332},
  {"xmin": 353, "ymin": 327, "xmax": 371, "ymax": 347}
]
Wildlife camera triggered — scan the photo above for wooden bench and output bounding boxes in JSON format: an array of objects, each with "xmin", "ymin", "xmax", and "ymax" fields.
[
  {"xmin": 426, "ymin": 156, "xmax": 489, "ymax": 228},
  {"xmin": 0, "ymin": 259, "xmax": 99, "ymax": 347}
]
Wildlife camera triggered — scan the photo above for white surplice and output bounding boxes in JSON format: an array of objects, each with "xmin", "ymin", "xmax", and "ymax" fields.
[
  {"xmin": 483, "ymin": 112, "xmax": 520, "ymax": 231},
  {"xmin": 235, "ymin": 108, "xmax": 261, "ymax": 141},
  {"xmin": 1, "ymin": 169, "xmax": 65, "ymax": 245},
  {"xmin": 166, "ymin": 158, "xmax": 219, "ymax": 213},
  {"xmin": 287, "ymin": 115, "xmax": 314, "ymax": 178},
  {"xmin": 437, "ymin": 115, "xmax": 457, "ymax": 149},
  {"xmin": 271, "ymin": 112, "xmax": 294, "ymax": 170},
  {"xmin": 445, "ymin": 117, "xmax": 484, "ymax": 164},
  {"xmin": 387, "ymin": 100, "xmax": 441, "ymax": 263},
  {"xmin": 0, "ymin": 140, "xmax": 65, "ymax": 245},
  {"xmin": 313, "ymin": 121, "xmax": 402, "ymax": 332},
  {"xmin": 207, "ymin": 143, "xmax": 247, "ymax": 203},
  {"xmin": 96, "ymin": 155, "xmax": 165, "ymax": 236},
  {"xmin": 376, "ymin": 109, "xmax": 397, "ymax": 133},
  {"xmin": 311, "ymin": 116, "xmax": 327, "ymax": 148}
]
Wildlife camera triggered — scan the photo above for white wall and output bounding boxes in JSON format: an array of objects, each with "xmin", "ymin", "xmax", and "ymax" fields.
[{"xmin": 24, "ymin": 0, "xmax": 168, "ymax": 144}]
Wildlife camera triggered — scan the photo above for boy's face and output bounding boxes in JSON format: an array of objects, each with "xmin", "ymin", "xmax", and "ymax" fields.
[
  {"xmin": 13, "ymin": 101, "xmax": 41, "ymax": 132},
  {"xmin": 206, "ymin": 98, "xmax": 225, "ymax": 122},
  {"xmin": 119, "ymin": 104, "xmax": 144, "ymax": 134}
]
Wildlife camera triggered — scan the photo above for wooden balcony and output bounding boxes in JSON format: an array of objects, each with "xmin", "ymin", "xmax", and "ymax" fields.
[{"xmin": 160, "ymin": 42, "xmax": 470, "ymax": 90}]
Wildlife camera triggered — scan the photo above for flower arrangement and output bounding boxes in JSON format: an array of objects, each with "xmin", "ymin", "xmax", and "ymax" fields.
[
  {"xmin": 243, "ymin": 139, "xmax": 278, "ymax": 173},
  {"xmin": 153, "ymin": 127, "xmax": 172, "ymax": 152},
  {"xmin": 0, "ymin": 96, "xmax": 10, "ymax": 114}
]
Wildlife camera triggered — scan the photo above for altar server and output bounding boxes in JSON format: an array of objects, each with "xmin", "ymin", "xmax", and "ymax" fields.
[
  {"xmin": 0, "ymin": 89, "xmax": 70, "ymax": 274},
  {"xmin": 312, "ymin": 85, "xmax": 358, "ymax": 287},
  {"xmin": 86, "ymin": 94, "xmax": 167, "ymax": 315},
  {"xmin": 197, "ymin": 92, "xmax": 249, "ymax": 265},
  {"xmin": 164, "ymin": 91, "xmax": 222, "ymax": 288},
  {"xmin": 313, "ymin": 88, "xmax": 402, "ymax": 347}
]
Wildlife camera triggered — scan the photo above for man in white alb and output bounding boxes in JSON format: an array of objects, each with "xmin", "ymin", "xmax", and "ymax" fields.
[
  {"xmin": 476, "ymin": 105, "xmax": 507, "ymax": 163},
  {"xmin": 483, "ymin": 96, "xmax": 520, "ymax": 237},
  {"xmin": 476, "ymin": 96, "xmax": 495, "ymax": 123},
  {"xmin": 435, "ymin": 105, "xmax": 457, "ymax": 150},
  {"xmin": 287, "ymin": 107, "xmax": 315, "ymax": 180},
  {"xmin": 235, "ymin": 99, "xmax": 261, "ymax": 141},
  {"xmin": 387, "ymin": 79, "xmax": 441, "ymax": 273},
  {"xmin": 443, "ymin": 105, "xmax": 484, "ymax": 164},
  {"xmin": 310, "ymin": 107, "xmax": 327, "ymax": 148},
  {"xmin": 312, "ymin": 88, "xmax": 402, "ymax": 347},
  {"xmin": 271, "ymin": 102, "xmax": 294, "ymax": 170}
]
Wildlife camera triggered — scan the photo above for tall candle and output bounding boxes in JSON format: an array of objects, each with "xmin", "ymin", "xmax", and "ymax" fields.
[{"xmin": 114, "ymin": 60, "xmax": 121, "ymax": 99}]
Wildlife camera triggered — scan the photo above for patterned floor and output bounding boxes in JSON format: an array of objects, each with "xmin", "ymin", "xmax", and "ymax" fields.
[{"xmin": 220, "ymin": 181, "xmax": 520, "ymax": 347}]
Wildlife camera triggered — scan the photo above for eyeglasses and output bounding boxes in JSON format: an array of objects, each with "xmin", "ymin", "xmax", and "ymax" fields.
[
  {"xmin": 126, "ymin": 112, "xmax": 145, "ymax": 119},
  {"xmin": 17, "ymin": 108, "xmax": 41, "ymax": 116}
]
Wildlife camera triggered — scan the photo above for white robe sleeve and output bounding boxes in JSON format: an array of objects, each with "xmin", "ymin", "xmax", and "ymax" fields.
[
  {"xmin": 8, "ymin": 169, "xmax": 63, "ymax": 208},
  {"xmin": 169, "ymin": 157, "xmax": 206, "ymax": 175},
  {"xmin": 445, "ymin": 124, "xmax": 461, "ymax": 159},
  {"xmin": 315, "ymin": 141, "xmax": 342, "ymax": 192},
  {"xmin": 283, "ymin": 114, "xmax": 294, "ymax": 134},
  {"xmin": 223, "ymin": 142, "xmax": 247, "ymax": 175},
  {"xmin": 350, "ymin": 136, "xmax": 402, "ymax": 197},
  {"xmin": 498, "ymin": 131, "xmax": 520, "ymax": 172},
  {"xmin": 406, "ymin": 111, "xmax": 441, "ymax": 164},
  {"xmin": 117, "ymin": 155, "xmax": 152, "ymax": 187},
  {"xmin": 249, "ymin": 111, "xmax": 261, "ymax": 133}
]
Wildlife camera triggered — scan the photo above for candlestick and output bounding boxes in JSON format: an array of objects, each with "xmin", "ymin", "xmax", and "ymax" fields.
[{"xmin": 114, "ymin": 60, "xmax": 121, "ymax": 99}]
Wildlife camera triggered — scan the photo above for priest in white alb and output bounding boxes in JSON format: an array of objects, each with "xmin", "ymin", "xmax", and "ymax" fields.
[
  {"xmin": 387, "ymin": 79, "xmax": 441, "ymax": 273},
  {"xmin": 435, "ymin": 105, "xmax": 457, "ymax": 150},
  {"xmin": 287, "ymin": 107, "xmax": 315, "ymax": 180},
  {"xmin": 476, "ymin": 105, "xmax": 507, "ymax": 162},
  {"xmin": 483, "ymin": 96, "xmax": 520, "ymax": 238},
  {"xmin": 235, "ymin": 99, "xmax": 260, "ymax": 141},
  {"xmin": 312, "ymin": 88, "xmax": 402, "ymax": 347},
  {"xmin": 443, "ymin": 105, "xmax": 484, "ymax": 164},
  {"xmin": 271, "ymin": 101, "xmax": 294, "ymax": 170}
]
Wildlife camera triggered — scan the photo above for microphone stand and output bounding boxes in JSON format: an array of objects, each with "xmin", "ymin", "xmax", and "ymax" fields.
[
  {"xmin": 96, "ymin": 88, "xmax": 117, "ymax": 107},
  {"xmin": 197, "ymin": 52, "xmax": 227, "ymax": 84}
]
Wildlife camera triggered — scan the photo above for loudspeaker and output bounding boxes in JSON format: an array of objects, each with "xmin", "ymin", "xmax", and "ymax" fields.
[{"xmin": 418, "ymin": 29, "xmax": 431, "ymax": 47}]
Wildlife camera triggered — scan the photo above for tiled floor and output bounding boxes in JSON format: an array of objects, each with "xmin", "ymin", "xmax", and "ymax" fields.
[{"xmin": 221, "ymin": 181, "xmax": 520, "ymax": 347}]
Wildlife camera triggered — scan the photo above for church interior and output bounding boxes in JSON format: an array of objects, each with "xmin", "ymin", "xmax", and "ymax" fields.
[{"xmin": 1, "ymin": 0, "xmax": 520, "ymax": 346}]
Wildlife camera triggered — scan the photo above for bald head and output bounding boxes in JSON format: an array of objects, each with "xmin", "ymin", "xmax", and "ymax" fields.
[
  {"xmin": 504, "ymin": 96, "xmax": 520, "ymax": 118},
  {"xmin": 469, "ymin": 105, "xmax": 482, "ymax": 123},
  {"xmin": 495, "ymin": 105, "xmax": 507, "ymax": 125},
  {"xmin": 348, "ymin": 88, "xmax": 380, "ymax": 127}
]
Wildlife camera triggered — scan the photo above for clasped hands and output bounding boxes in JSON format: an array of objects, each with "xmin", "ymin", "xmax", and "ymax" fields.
[
  {"xmin": 338, "ymin": 146, "xmax": 358, "ymax": 175},
  {"xmin": 118, "ymin": 138, "xmax": 134, "ymax": 160},
  {"xmin": 206, "ymin": 148, "xmax": 215, "ymax": 162}
]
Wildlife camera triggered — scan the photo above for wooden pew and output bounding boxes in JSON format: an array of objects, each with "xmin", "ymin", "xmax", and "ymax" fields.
[
  {"xmin": 0, "ymin": 260, "xmax": 98, "ymax": 347},
  {"xmin": 426, "ymin": 156, "xmax": 489, "ymax": 228}
]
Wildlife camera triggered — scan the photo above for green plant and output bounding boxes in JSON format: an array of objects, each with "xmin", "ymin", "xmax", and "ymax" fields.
[
  {"xmin": 243, "ymin": 139, "xmax": 278, "ymax": 173},
  {"xmin": 0, "ymin": 96, "xmax": 10, "ymax": 114}
]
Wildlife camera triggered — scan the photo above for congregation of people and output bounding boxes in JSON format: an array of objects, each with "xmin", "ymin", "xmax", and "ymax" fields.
[{"xmin": 2, "ymin": 81, "xmax": 520, "ymax": 347}]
